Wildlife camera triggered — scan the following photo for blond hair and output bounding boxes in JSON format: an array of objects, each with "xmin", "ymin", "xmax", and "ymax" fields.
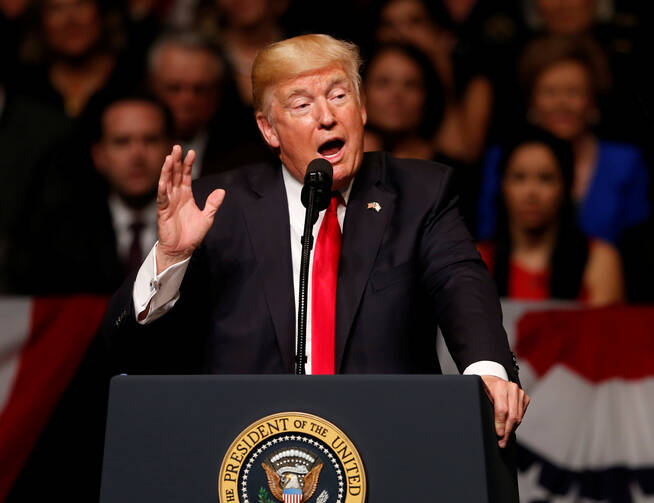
[{"xmin": 252, "ymin": 34, "xmax": 362, "ymax": 114}]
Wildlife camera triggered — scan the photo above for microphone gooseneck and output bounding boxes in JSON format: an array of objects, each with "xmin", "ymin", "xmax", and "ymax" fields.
[{"xmin": 296, "ymin": 158, "xmax": 333, "ymax": 374}]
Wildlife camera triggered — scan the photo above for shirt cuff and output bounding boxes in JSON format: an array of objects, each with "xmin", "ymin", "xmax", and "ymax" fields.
[
  {"xmin": 463, "ymin": 360, "xmax": 508, "ymax": 380},
  {"xmin": 132, "ymin": 242, "xmax": 191, "ymax": 324}
]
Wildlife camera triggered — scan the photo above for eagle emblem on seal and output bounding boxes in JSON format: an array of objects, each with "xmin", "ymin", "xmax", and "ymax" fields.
[{"xmin": 261, "ymin": 448, "xmax": 323, "ymax": 503}]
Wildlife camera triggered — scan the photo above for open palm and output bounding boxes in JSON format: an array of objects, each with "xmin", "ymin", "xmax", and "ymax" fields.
[{"xmin": 155, "ymin": 145, "xmax": 225, "ymax": 273}]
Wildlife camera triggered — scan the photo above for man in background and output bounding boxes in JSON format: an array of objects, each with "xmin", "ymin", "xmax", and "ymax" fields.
[
  {"xmin": 9, "ymin": 92, "xmax": 170, "ymax": 294},
  {"xmin": 148, "ymin": 31, "xmax": 275, "ymax": 176},
  {"xmin": 148, "ymin": 32, "xmax": 222, "ymax": 177}
]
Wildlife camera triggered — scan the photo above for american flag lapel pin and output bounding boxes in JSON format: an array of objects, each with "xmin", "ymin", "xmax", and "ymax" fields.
[{"xmin": 367, "ymin": 201, "xmax": 381, "ymax": 212}]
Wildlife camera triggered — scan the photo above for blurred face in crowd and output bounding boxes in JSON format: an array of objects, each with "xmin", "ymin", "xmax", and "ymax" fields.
[
  {"xmin": 42, "ymin": 0, "xmax": 101, "ymax": 58},
  {"xmin": 537, "ymin": 0, "xmax": 595, "ymax": 34},
  {"xmin": 377, "ymin": 0, "xmax": 433, "ymax": 44},
  {"xmin": 256, "ymin": 64, "xmax": 367, "ymax": 190},
  {"xmin": 217, "ymin": 0, "xmax": 270, "ymax": 28},
  {"xmin": 502, "ymin": 142, "xmax": 565, "ymax": 232},
  {"xmin": 442, "ymin": 0, "xmax": 477, "ymax": 24},
  {"xmin": 364, "ymin": 48, "xmax": 425, "ymax": 136},
  {"xmin": 150, "ymin": 45, "xmax": 221, "ymax": 140},
  {"xmin": 530, "ymin": 60, "xmax": 593, "ymax": 141},
  {"xmin": 93, "ymin": 101, "xmax": 170, "ymax": 204}
]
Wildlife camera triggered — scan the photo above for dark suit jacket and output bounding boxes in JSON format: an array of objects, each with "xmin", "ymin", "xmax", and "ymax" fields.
[
  {"xmin": 8, "ymin": 173, "xmax": 132, "ymax": 295},
  {"xmin": 104, "ymin": 151, "xmax": 518, "ymax": 380}
]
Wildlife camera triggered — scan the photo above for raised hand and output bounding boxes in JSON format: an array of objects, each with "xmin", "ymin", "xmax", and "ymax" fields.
[{"xmin": 155, "ymin": 145, "xmax": 225, "ymax": 273}]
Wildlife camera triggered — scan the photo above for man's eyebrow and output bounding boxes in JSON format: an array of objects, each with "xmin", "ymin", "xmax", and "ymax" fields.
[
  {"xmin": 282, "ymin": 77, "xmax": 351, "ymax": 103},
  {"xmin": 326, "ymin": 77, "xmax": 350, "ymax": 91},
  {"xmin": 283, "ymin": 88, "xmax": 311, "ymax": 103}
]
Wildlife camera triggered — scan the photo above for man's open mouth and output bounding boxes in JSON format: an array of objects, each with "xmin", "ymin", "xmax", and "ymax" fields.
[{"xmin": 318, "ymin": 139, "xmax": 345, "ymax": 159}]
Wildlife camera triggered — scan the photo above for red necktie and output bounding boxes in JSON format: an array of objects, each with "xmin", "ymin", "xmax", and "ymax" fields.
[
  {"xmin": 312, "ymin": 193, "xmax": 342, "ymax": 374},
  {"xmin": 126, "ymin": 220, "xmax": 145, "ymax": 273}
]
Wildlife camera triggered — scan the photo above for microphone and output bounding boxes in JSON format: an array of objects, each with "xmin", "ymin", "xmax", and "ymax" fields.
[
  {"xmin": 301, "ymin": 158, "xmax": 333, "ymax": 224},
  {"xmin": 296, "ymin": 158, "xmax": 333, "ymax": 374}
]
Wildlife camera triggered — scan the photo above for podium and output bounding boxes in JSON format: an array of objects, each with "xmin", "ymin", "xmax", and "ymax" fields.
[{"xmin": 100, "ymin": 375, "xmax": 517, "ymax": 502}]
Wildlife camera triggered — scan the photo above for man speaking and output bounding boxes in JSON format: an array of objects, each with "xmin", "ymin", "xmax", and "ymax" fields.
[{"xmin": 105, "ymin": 34, "xmax": 529, "ymax": 448}]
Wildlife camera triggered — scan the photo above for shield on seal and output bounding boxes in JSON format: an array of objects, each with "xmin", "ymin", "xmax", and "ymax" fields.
[{"xmin": 283, "ymin": 487, "xmax": 302, "ymax": 503}]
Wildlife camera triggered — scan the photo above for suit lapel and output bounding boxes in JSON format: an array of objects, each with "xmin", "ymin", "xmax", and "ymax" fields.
[
  {"xmin": 335, "ymin": 153, "xmax": 396, "ymax": 371},
  {"xmin": 242, "ymin": 165, "xmax": 296, "ymax": 372}
]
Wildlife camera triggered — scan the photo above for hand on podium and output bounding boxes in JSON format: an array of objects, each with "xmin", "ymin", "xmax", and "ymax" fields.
[{"xmin": 481, "ymin": 375, "xmax": 530, "ymax": 448}]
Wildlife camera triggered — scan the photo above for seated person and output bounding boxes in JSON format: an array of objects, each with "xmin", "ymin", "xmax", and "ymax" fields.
[
  {"xmin": 477, "ymin": 34, "xmax": 650, "ymax": 244},
  {"xmin": 477, "ymin": 127, "xmax": 624, "ymax": 305},
  {"xmin": 374, "ymin": 0, "xmax": 494, "ymax": 163},
  {"xmin": 7, "ymin": 92, "xmax": 170, "ymax": 294},
  {"xmin": 362, "ymin": 43, "xmax": 444, "ymax": 161},
  {"xmin": 18, "ymin": 0, "xmax": 128, "ymax": 120},
  {"xmin": 362, "ymin": 42, "xmax": 480, "ymax": 232}
]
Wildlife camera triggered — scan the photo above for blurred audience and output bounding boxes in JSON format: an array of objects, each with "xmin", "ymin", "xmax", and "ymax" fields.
[
  {"xmin": 148, "ymin": 31, "xmax": 222, "ymax": 177},
  {"xmin": 18, "ymin": 0, "xmax": 131, "ymax": 120},
  {"xmin": 433, "ymin": 0, "xmax": 528, "ymax": 146},
  {"xmin": 90, "ymin": 94, "xmax": 166, "ymax": 271},
  {"xmin": 477, "ymin": 34, "xmax": 649, "ymax": 244},
  {"xmin": 197, "ymin": 0, "xmax": 287, "ymax": 108},
  {"xmin": 524, "ymin": 0, "xmax": 648, "ymax": 145},
  {"xmin": 7, "ymin": 92, "xmax": 170, "ymax": 294},
  {"xmin": 525, "ymin": 0, "xmax": 603, "ymax": 35},
  {"xmin": 0, "ymin": 73, "xmax": 72, "ymax": 293},
  {"xmin": 185, "ymin": 0, "xmax": 291, "ymax": 169},
  {"xmin": 478, "ymin": 127, "xmax": 624, "ymax": 305},
  {"xmin": 0, "ymin": 0, "xmax": 648, "ymax": 298},
  {"xmin": 363, "ymin": 43, "xmax": 444, "ymax": 160},
  {"xmin": 362, "ymin": 42, "xmax": 486, "ymax": 231},
  {"xmin": 148, "ymin": 30, "xmax": 275, "ymax": 174},
  {"xmin": 0, "ymin": 0, "xmax": 31, "ymax": 84},
  {"xmin": 374, "ymin": 0, "xmax": 493, "ymax": 163}
]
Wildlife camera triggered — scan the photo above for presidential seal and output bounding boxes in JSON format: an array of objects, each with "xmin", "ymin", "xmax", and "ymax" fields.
[{"xmin": 218, "ymin": 412, "xmax": 366, "ymax": 503}]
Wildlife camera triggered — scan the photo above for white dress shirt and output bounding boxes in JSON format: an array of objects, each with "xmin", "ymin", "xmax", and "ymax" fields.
[
  {"xmin": 132, "ymin": 166, "xmax": 507, "ymax": 379},
  {"xmin": 180, "ymin": 131, "xmax": 209, "ymax": 180},
  {"xmin": 108, "ymin": 194, "xmax": 158, "ymax": 265}
]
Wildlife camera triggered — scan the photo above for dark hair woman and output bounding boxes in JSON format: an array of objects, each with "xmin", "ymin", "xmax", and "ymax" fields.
[
  {"xmin": 362, "ymin": 43, "xmax": 444, "ymax": 160},
  {"xmin": 477, "ymin": 34, "xmax": 649, "ymax": 245},
  {"xmin": 477, "ymin": 126, "xmax": 624, "ymax": 305}
]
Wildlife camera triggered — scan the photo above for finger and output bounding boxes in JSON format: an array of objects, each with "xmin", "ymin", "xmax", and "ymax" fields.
[
  {"xmin": 182, "ymin": 149, "xmax": 196, "ymax": 179},
  {"xmin": 523, "ymin": 392, "xmax": 531, "ymax": 415},
  {"xmin": 158, "ymin": 154, "xmax": 173, "ymax": 208},
  {"xmin": 203, "ymin": 189, "xmax": 226, "ymax": 222},
  {"xmin": 493, "ymin": 387, "xmax": 508, "ymax": 441},
  {"xmin": 500, "ymin": 386, "xmax": 520, "ymax": 448},
  {"xmin": 171, "ymin": 144, "xmax": 183, "ymax": 187},
  {"xmin": 515, "ymin": 391, "xmax": 525, "ymax": 431}
]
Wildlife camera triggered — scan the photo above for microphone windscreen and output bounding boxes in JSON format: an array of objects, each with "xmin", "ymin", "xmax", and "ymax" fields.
[
  {"xmin": 305, "ymin": 158, "xmax": 333, "ymax": 184},
  {"xmin": 301, "ymin": 159, "xmax": 333, "ymax": 211}
]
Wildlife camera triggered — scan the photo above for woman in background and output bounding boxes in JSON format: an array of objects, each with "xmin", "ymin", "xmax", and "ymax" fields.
[
  {"xmin": 374, "ymin": 0, "xmax": 493, "ymax": 163},
  {"xmin": 362, "ymin": 43, "xmax": 481, "ymax": 232},
  {"xmin": 18, "ymin": 0, "xmax": 134, "ymax": 120},
  {"xmin": 478, "ymin": 127, "xmax": 624, "ymax": 305},
  {"xmin": 362, "ymin": 43, "xmax": 444, "ymax": 160},
  {"xmin": 477, "ymin": 34, "xmax": 650, "ymax": 244}
]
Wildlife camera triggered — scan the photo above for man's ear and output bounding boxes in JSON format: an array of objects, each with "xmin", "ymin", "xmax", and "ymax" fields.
[
  {"xmin": 256, "ymin": 112, "xmax": 280, "ymax": 149},
  {"xmin": 360, "ymin": 102, "xmax": 367, "ymax": 126}
]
